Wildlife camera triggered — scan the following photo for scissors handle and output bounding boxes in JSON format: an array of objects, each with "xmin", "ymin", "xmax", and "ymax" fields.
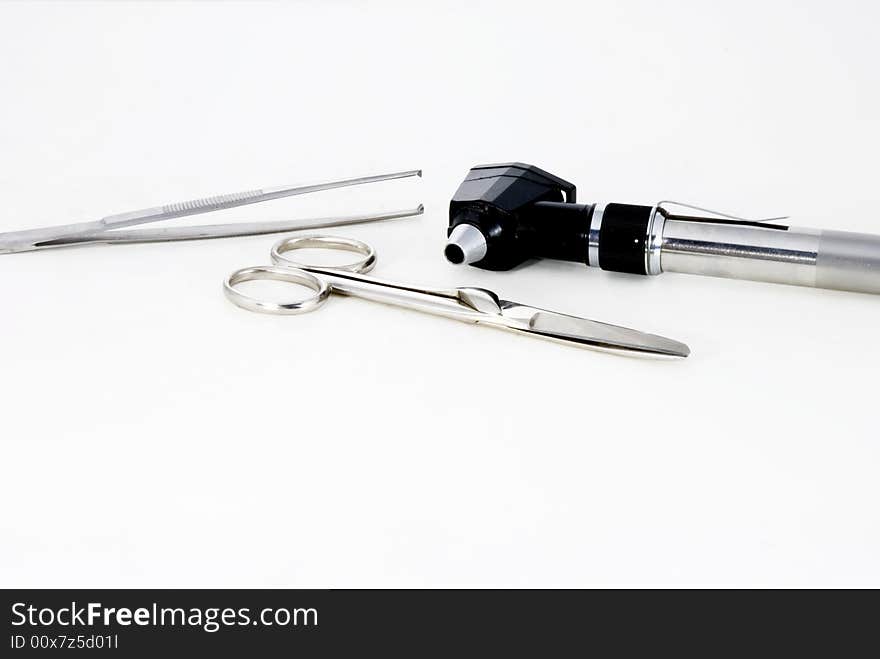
[
  {"xmin": 223, "ymin": 234, "xmax": 489, "ymax": 321},
  {"xmin": 224, "ymin": 266, "xmax": 331, "ymax": 315},
  {"xmin": 224, "ymin": 235, "xmax": 375, "ymax": 315},
  {"xmin": 224, "ymin": 263, "xmax": 488, "ymax": 323}
]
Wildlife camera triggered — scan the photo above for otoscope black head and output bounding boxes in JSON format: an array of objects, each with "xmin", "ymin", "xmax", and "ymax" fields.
[{"xmin": 446, "ymin": 162, "xmax": 591, "ymax": 270}]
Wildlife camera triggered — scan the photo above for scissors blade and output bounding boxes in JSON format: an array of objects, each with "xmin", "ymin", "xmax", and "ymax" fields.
[
  {"xmin": 273, "ymin": 273, "xmax": 688, "ymax": 358},
  {"xmin": 497, "ymin": 301, "xmax": 690, "ymax": 357}
]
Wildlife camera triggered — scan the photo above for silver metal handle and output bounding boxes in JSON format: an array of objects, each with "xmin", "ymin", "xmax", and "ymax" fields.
[
  {"xmin": 659, "ymin": 219, "xmax": 880, "ymax": 294},
  {"xmin": 815, "ymin": 230, "xmax": 880, "ymax": 294}
]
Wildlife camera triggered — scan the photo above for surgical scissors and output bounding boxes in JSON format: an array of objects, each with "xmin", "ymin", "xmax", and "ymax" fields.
[
  {"xmin": 223, "ymin": 235, "xmax": 691, "ymax": 357},
  {"xmin": 0, "ymin": 170, "xmax": 422, "ymax": 254}
]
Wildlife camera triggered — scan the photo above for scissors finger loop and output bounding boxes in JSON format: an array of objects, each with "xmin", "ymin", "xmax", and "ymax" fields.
[
  {"xmin": 224, "ymin": 265, "xmax": 330, "ymax": 315},
  {"xmin": 270, "ymin": 234, "xmax": 376, "ymax": 273}
]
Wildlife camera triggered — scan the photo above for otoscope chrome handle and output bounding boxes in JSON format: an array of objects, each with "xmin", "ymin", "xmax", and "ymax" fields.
[{"xmin": 654, "ymin": 216, "xmax": 880, "ymax": 294}]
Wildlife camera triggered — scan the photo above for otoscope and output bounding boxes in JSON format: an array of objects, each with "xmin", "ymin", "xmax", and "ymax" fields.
[{"xmin": 444, "ymin": 162, "xmax": 880, "ymax": 295}]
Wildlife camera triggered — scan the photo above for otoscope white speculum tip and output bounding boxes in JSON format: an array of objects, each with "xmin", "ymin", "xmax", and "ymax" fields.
[{"xmin": 445, "ymin": 223, "xmax": 487, "ymax": 265}]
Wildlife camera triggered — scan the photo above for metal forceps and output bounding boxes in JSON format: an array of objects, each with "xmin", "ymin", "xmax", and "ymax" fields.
[
  {"xmin": 223, "ymin": 235, "xmax": 691, "ymax": 357},
  {"xmin": 0, "ymin": 170, "xmax": 422, "ymax": 254}
]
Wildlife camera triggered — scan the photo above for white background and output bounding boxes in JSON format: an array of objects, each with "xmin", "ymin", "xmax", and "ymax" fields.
[{"xmin": 1, "ymin": 1, "xmax": 878, "ymax": 587}]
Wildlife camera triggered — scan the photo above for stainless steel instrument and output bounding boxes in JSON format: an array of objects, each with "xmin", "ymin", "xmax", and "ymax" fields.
[
  {"xmin": 445, "ymin": 162, "xmax": 880, "ymax": 295},
  {"xmin": 223, "ymin": 235, "xmax": 691, "ymax": 358},
  {"xmin": 0, "ymin": 170, "xmax": 422, "ymax": 254},
  {"xmin": 649, "ymin": 202, "xmax": 880, "ymax": 294}
]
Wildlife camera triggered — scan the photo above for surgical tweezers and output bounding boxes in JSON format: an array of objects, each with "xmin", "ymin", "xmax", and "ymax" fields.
[{"xmin": 0, "ymin": 170, "xmax": 422, "ymax": 254}]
